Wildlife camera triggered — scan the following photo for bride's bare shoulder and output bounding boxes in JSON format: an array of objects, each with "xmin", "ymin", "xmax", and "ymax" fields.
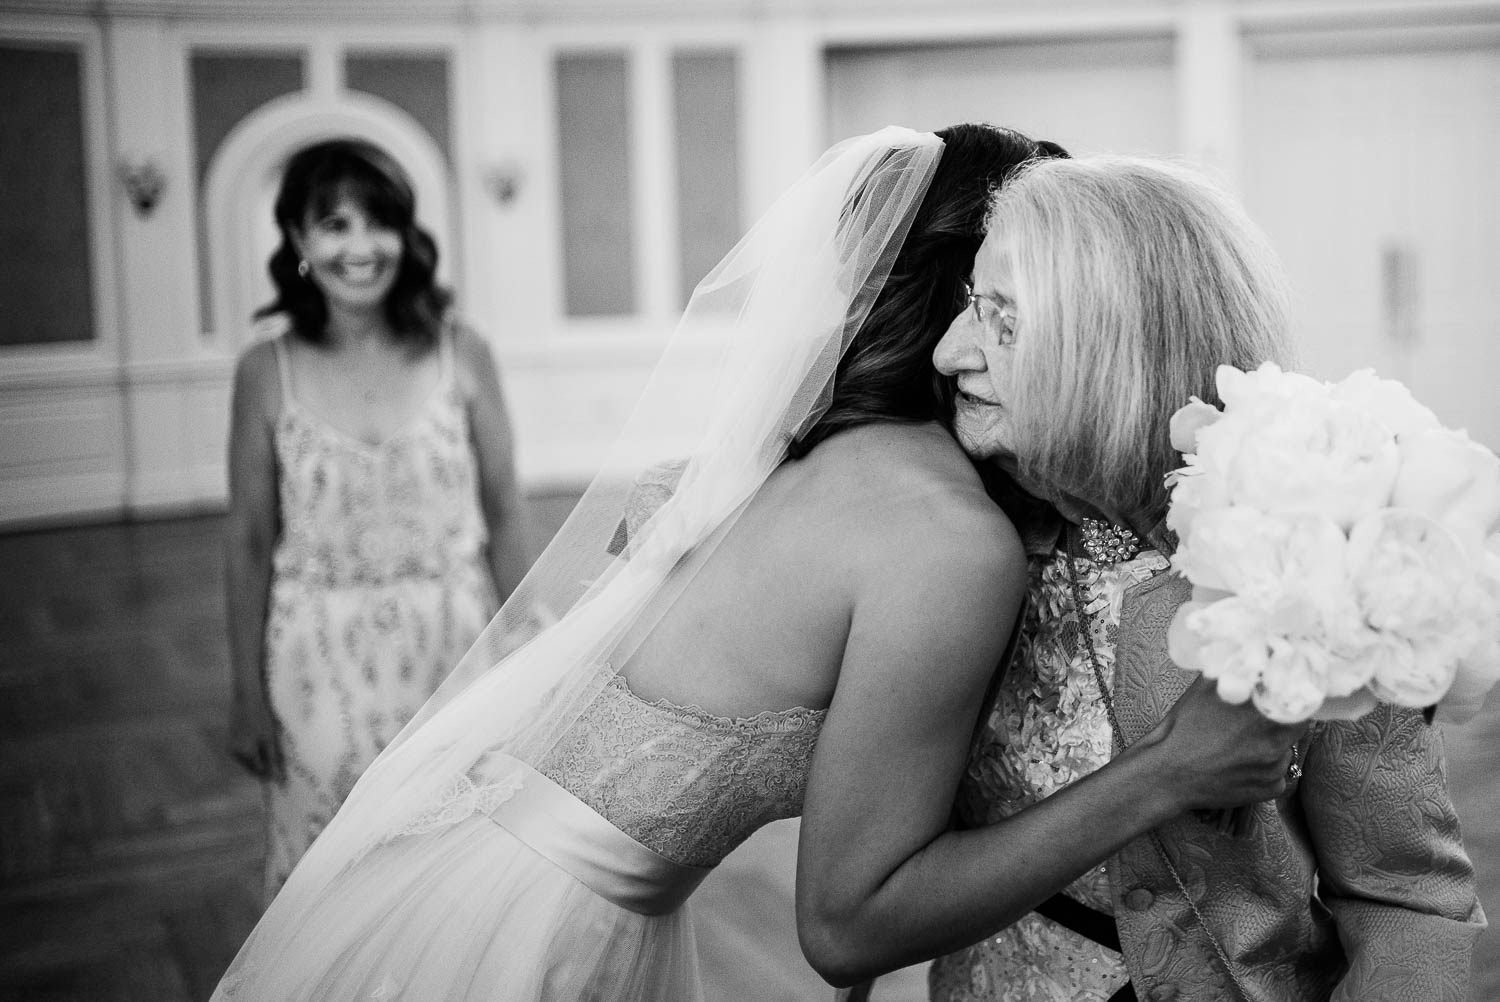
[
  {"xmin": 795, "ymin": 421, "xmax": 1022, "ymax": 570},
  {"xmin": 793, "ymin": 423, "xmax": 1027, "ymax": 676}
]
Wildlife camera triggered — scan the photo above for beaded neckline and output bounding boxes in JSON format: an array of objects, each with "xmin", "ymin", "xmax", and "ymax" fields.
[{"xmin": 1077, "ymin": 517, "xmax": 1141, "ymax": 565}]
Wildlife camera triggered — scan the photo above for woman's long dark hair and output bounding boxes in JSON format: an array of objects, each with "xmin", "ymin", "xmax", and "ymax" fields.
[
  {"xmin": 256, "ymin": 138, "xmax": 451, "ymax": 349},
  {"xmin": 787, "ymin": 124, "xmax": 1068, "ymax": 458}
]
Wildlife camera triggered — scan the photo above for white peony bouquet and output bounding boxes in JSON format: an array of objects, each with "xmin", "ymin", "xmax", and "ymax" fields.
[{"xmin": 1165, "ymin": 362, "xmax": 1500, "ymax": 726}]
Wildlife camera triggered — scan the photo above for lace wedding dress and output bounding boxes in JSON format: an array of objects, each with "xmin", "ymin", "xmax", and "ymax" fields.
[{"xmin": 217, "ymin": 660, "xmax": 824, "ymax": 1001}]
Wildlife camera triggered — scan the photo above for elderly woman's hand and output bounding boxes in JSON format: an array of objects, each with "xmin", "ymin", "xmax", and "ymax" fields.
[{"xmin": 1144, "ymin": 673, "xmax": 1307, "ymax": 813}]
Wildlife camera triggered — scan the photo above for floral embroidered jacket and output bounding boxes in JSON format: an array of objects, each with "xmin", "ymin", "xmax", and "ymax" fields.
[{"xmin": 1107, "ymin": 570, "xmax": 1485, "ymax": 1002}]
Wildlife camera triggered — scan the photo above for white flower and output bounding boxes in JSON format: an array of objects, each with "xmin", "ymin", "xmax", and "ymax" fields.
[
  {"xmin": 1173, "ymin": 508, "xmax": 1346, "ymax": 600},
  {"xmin": 1436, "ymin": 637, "xmax": 1500, "ymax": 724},
  {"xmin": 1216, "ymin": 361, "xmax": 1329, "ymax": 412},
  {"xmin": 1169, "ymin": 397, "xmax": 1222, "ymax": 455},
  {"xmin": 1171, "ymin": 507, "xmax": 1274, "ymax": 593},
  {"xmin": 1219, "ymin": 395, "xmax": 1399, "ymax": 529},
  {"xmin": 1435, "ymin": 535, "xmax": 1500, "ymax": 723},
  {"xmin": 1390, "ymin": 427, "xmax": 1500, "ymax": 550},
  {"xmin": 1168, "ymin": 597, "xmax": 1269, "ymax": 704},
  {"xmin": 1363, "ymin": 634, "xmax": 1456, "ymax": 708},
  {"xmin": 1164, "ymin": 463, "xmax": 1229, "ymax": 541},
  {"xmin": 1165, "ymin": 395, "xmax": 1230, "ymax": 540},
  {"xmin": 1349, "ymin": 511, "xmax": 1478, "ymax": 640},
  {"xmin": 1346, "ymin": 510, "xmax": 1489, "ymax": 706},
  {"xmin": 1482, "ymin": 532, "xmax": 1500, "ymax": 598},
  {"xmin": 1167, "ymin": 594, "xmax": 1339, "ymax": 723},
  {"xmin": 1165, "ymin": 363, "xmax": 1500, "ymax": 727},
  {"xmin": 1169, "ymin": 509, "xmax": 1381, "ymax": 722},
  {"xmin": 1330, "ymin": 369, "xmax": 1441, "ymax": 438},
  {"xmin": 1255, "ymin": 636, "xmax": 1335, "ymax": 724},
  {"xmin": 1319, "ymin": 623, "xmax": 1382, "ymax": 698},
  {"xmin": 1175, "ymin": 364, "xmax": 1400, "ymax": 531}
]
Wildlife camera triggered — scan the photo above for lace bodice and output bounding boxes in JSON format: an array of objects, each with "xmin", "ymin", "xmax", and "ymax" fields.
[{"xmin": 536, "ymin": 673, "xmax": 825, "ymax": 868}]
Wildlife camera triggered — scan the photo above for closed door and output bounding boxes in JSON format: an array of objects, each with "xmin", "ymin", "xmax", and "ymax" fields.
[{"xmin": 1244, "ymin": 34, "xmax": 1500, "ymax": 449}]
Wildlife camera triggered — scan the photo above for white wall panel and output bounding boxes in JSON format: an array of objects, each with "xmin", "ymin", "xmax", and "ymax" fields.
[
  {"xmin": 1244, "ymin": 29, "xmax": 1500, "ymax": 449},
  {"xmin": 122, "ymin": 363, "xmax": 233, "ymax": 511},
  {"xmin": 826, "ymin": 35, "xmax": 1177, "ymax": 155},
  {"xmin": 0, "ymin": 386, "xmax": 128, "ymax": 525}
]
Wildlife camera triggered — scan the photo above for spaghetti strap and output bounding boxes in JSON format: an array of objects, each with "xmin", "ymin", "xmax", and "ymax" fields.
[
  {"xmin": 271, "ymin": 336, "xmax": 297, "ymax": 408},
  {"xmin": 438, "ymin": 319, "xmax": 456, "ymax": 387}
]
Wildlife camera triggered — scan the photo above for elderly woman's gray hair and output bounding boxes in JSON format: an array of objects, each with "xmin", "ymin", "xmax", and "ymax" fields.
[{"xmin": 987, "ymin": 154, "xmax": 1296, "ymax": 525}]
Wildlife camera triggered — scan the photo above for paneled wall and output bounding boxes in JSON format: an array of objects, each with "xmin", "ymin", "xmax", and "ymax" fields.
[
  {"xmin": 1242, "ymin": 23, "xmax": 1500, "ymax": 442},
  {"xmin": 1, "ymin": 0, "xmax": 1496, "ymax": 527}
]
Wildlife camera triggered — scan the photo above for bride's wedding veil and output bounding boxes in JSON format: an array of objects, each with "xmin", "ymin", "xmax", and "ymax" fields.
[{"xmin": 219, "ymin": 126, "xmax": 943, "ymax": 969}]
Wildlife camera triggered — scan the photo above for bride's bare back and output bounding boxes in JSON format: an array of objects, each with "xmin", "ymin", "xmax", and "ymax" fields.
[{"xmin": 619, "ymin": 419, "xmax": 1020, "ymax": 719}]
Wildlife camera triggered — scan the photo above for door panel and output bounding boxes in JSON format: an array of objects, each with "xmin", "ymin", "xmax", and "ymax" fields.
[
  {"xmin": 826, "ymin": 35, "xmax": 1177, "ymax": 156},
  {"xmin": 1245, "ymin": 38, "xmax": 1500, "ymax": 449}
]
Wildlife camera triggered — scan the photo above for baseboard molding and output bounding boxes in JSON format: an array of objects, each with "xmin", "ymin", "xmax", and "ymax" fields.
[
  {"xmin": 127, "ymin": 466, "xmax": 226, "ymax": 514},
  {"xmin": 1, "ymin": 478, "xmax": 590, "ymax": 533},
  {"xmin": 0, "ymin": 472, "xmax": 129, "ymax": 532}
]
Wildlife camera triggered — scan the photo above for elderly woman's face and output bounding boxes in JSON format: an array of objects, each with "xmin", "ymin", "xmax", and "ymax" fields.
[{"xmin": 933, "ymin": 228, "xmax": 1020, "ymax": 467}]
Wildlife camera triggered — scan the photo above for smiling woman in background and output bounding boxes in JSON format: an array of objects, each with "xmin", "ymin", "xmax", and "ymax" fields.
[{"xmin": 222, "ymin": 138, "xmax": 531, "ymax": 900}]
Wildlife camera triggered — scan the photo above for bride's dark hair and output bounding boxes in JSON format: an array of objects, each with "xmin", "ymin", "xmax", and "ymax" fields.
[{"xmin": 786, "ymin": 123, "xmax": 1067, "ymax": 459}]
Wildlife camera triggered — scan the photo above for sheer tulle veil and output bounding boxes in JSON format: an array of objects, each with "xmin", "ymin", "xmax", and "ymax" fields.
[{"xmin": 217, "ymin": 126, "xmax": 943, "ymax": 978}]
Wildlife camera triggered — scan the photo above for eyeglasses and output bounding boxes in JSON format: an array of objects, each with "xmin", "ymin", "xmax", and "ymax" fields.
[{"xmin": 961, "ymin": 279, "xmax": 1019, "ymax": 348}]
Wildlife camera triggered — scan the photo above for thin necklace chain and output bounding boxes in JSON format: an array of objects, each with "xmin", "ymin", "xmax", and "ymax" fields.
[{"xmin": 1062, "ymin": 540, "xmax": 1250, "ymax": 1002}]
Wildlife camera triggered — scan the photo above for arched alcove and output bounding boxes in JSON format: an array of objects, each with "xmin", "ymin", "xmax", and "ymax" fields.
[{"xmin": 201, "ymin": 91, "xmax": 454, "ymax": 347}]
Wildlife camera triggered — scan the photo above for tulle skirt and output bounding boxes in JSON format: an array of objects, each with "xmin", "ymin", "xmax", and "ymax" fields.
[{"xmin": 213, "ymin": 815, "xmax": 704, "ymax": 1001}]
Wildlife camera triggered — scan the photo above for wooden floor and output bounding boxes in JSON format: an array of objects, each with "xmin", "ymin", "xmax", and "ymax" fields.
[{"xmin": 0, "ymin": 511, "xmax": 1492, "ymax": 1001}]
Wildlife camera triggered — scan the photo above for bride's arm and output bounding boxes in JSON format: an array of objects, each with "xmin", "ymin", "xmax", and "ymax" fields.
[{"xmin": 794, "ymin": 514, "xmax": 1302, "ymax": 987}]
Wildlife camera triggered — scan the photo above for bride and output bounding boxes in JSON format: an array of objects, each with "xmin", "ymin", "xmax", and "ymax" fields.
[{"xmin": 212, "ymin": 124, "xmax": 1297, "ymax": 1001}]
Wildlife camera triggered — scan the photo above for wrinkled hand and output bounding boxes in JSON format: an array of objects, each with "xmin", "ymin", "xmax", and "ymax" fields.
[
  {"xmin": 1149, "ymin": 674, "xmax": 1307, "ymax": 813},
  {"xmin": 228, "ymin": 694, "xmax": 285, "ymax": 782}
]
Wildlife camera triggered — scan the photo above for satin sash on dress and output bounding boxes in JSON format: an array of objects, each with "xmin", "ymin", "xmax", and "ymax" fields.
[{"xmin": 488, "ymin": 758, "xmax": 714, "ymax": 916}]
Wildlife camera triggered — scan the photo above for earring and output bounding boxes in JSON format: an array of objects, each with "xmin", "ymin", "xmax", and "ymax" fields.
[{"xmin": 297, "ymin": 259, "xmax": 310, "ymax": 279}]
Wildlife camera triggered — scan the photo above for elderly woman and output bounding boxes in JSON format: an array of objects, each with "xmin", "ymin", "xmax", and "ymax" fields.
[{"xmin": 925, "ymin": 156, "xmax": 1484, "ymax": 1001}]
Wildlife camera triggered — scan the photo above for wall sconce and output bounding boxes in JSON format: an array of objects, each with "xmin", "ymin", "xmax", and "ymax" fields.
[
  {"xmin": 482, "ymin": 161, "xmax": 524, "ymax": 206},
  {"xmin": 119, "ymin": 157, "xmax": 167, "ymax": 216}
]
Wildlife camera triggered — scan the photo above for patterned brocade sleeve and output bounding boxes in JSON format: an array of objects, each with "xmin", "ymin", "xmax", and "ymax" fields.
[{"xmin": 1300, "ymin": 704, "xmax": 1486, "ymax": 1002}]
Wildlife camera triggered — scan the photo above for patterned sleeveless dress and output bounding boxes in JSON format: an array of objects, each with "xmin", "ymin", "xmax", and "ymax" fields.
[
  {"xmin": 929, "ymin": 545, "xmax": 1170, "ymax": 1002},
  {"xmin": 262, "ymin": 333, "xmax": 498, "ymax": 898}
]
